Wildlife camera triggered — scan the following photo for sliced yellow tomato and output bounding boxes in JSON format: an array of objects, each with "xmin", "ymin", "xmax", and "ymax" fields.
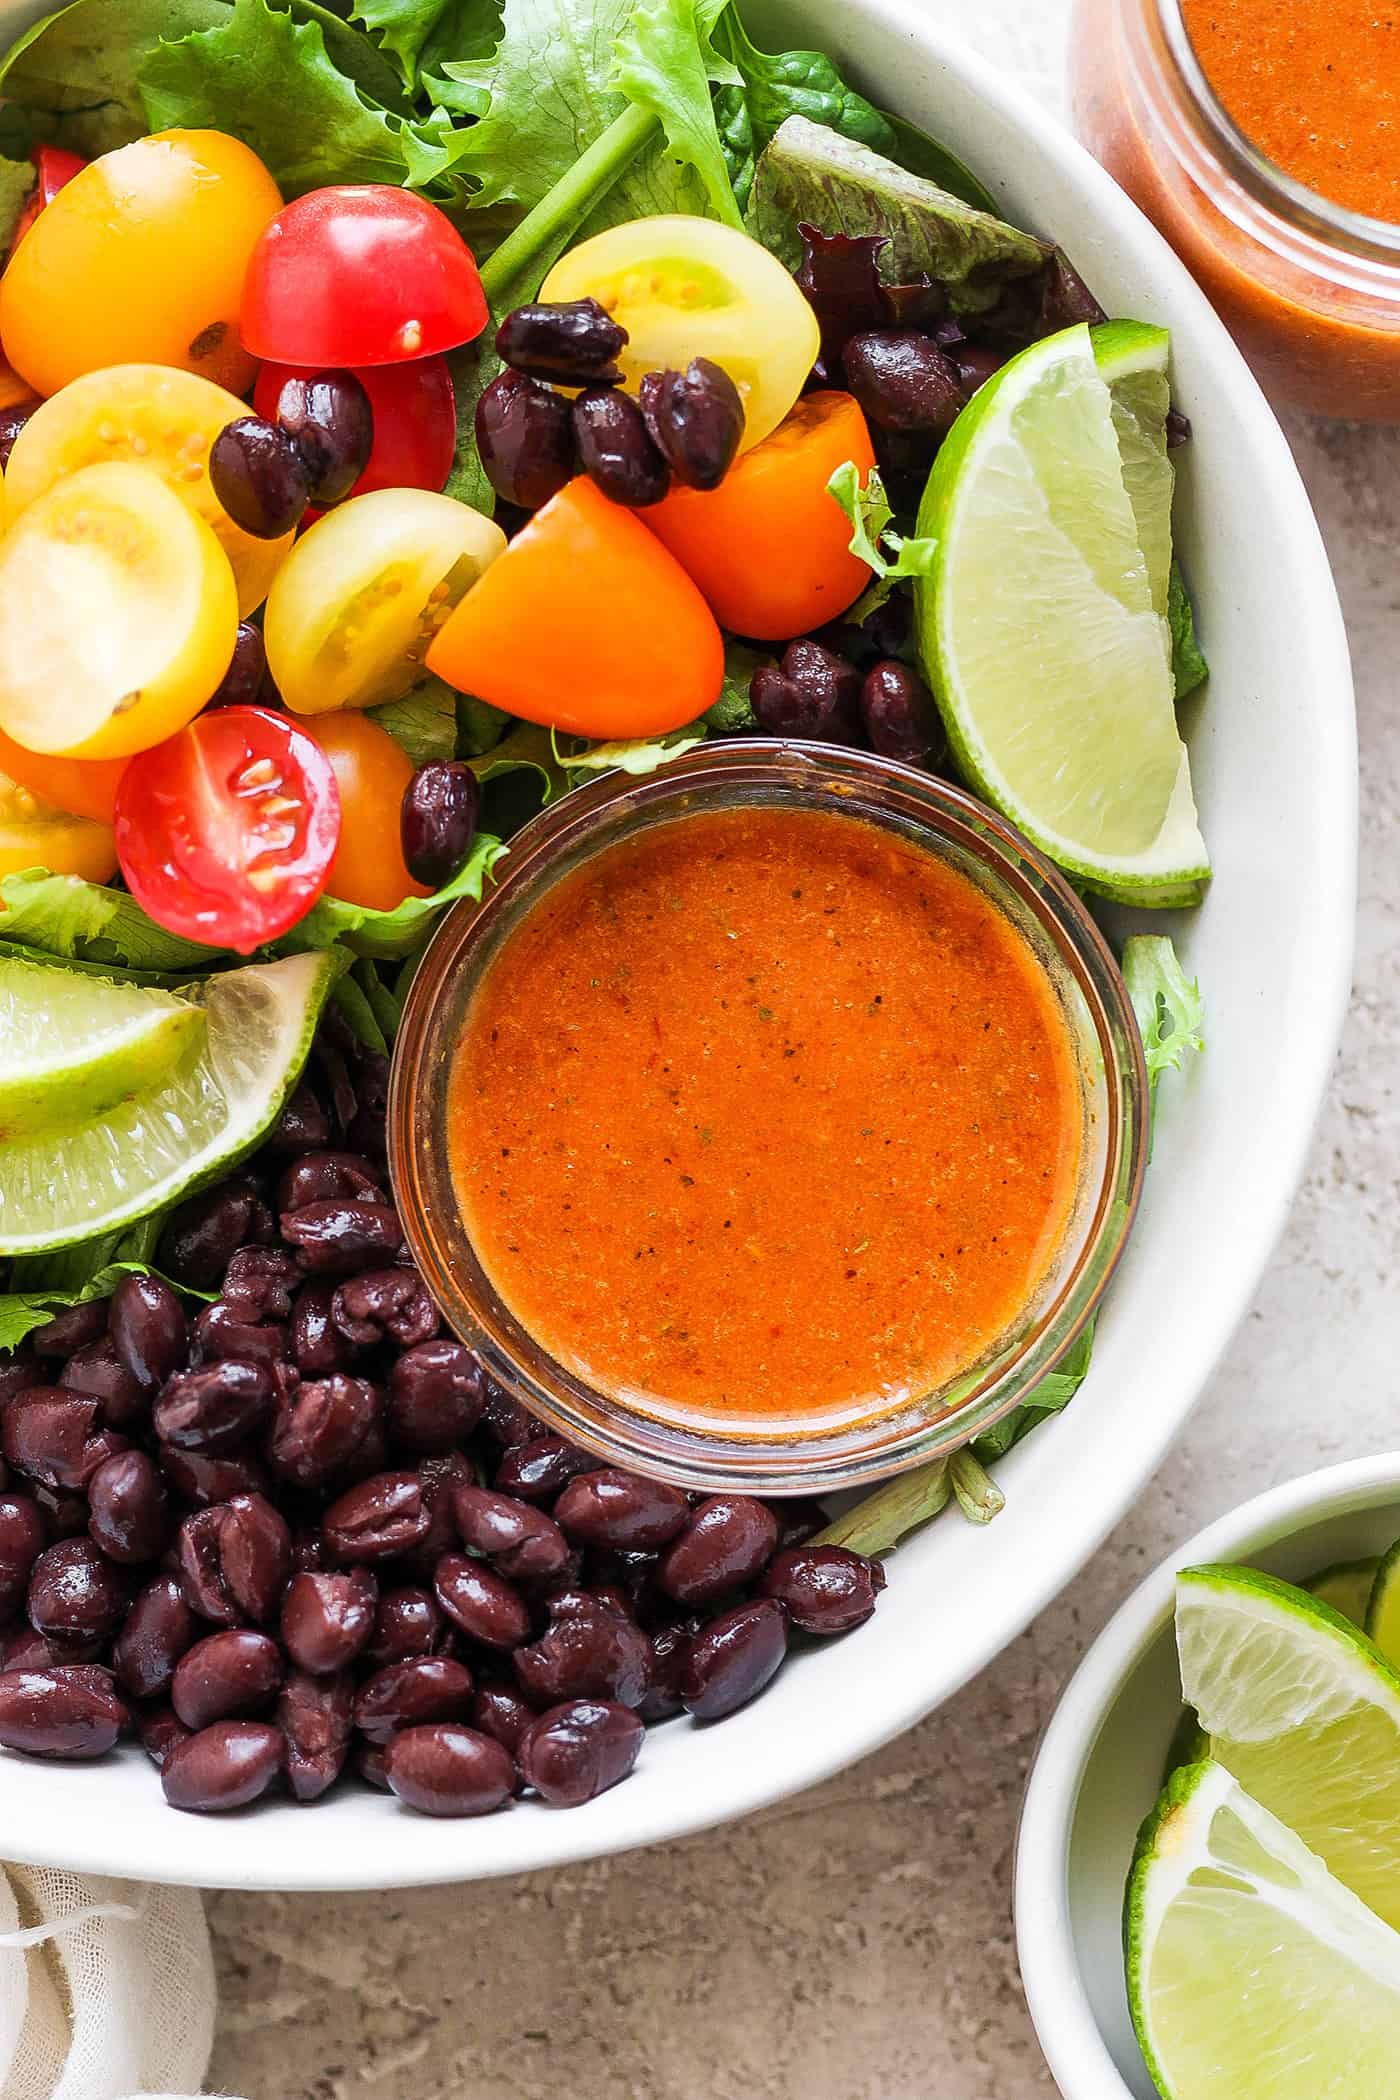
[
  {"xmin": 0, "ymin": 770, "xmax": 118, "ymax": 884},
  {"xmin": 0, "ymin": 461, "xmax": 239, "ymax": 761},
  {"xmin": 540, "ymin": 217, "xmax": 820, "ymax": 451},
  {"xmin": 264, "ymin": 487, "xmax": 506, "ymax": 717},
  {"xmin": 4, "ymin": 365, "xmax": 295, "ymax": 616},
  {"xmin": 0, "ymin": 130, "xmax": 281, "ymax": 399}
]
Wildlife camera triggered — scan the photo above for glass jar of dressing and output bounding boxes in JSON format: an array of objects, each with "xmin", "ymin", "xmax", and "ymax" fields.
[{"xmin": 1070, "ymin": 0, "xmax": 1400, "ymax": 418}]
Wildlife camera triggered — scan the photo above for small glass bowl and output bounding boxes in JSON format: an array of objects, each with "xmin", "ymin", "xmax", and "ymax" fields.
[{"xmin": 389, "ymin": 741, "xmax": 1148, "ymax": 1495}]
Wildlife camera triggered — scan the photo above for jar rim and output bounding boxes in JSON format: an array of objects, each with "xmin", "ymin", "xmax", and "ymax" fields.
[
  {"xmin": 1152, "ymin": 0, "xmax": 1400, "ymax": 264},
  {"xmin": 388, "ymin": 740, "xmax": 1150, "ymax": 1495}
]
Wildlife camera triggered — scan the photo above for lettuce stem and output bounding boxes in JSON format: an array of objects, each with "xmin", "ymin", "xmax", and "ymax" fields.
[{"xmin": 479, "ymin": 103, "xmax": 659, "ymax": 308}]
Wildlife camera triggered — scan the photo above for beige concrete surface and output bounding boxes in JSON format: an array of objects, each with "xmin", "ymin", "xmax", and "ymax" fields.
[{"xmin": 205, "ymin": 7, "xmax": 1400, "ymax": 2094}]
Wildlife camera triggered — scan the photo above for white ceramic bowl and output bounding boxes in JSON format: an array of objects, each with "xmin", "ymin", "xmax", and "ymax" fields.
[
  {"xmin": 1016, "ymin": 1455, "xmax": 1400, "ymax": 2097},
  {"xmin": 0, "ymin": 0, "xmax": 1355, "ymax": 1890}
]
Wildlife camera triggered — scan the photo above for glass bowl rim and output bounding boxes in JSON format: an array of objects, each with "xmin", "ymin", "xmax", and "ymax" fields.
[{"xmin": 388, "ymin": 738, "xmax": 1150, "ymax": 1494}]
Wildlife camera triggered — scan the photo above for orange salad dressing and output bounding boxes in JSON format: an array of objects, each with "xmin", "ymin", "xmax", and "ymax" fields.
[{"xmin": 447, "ymin": 803, "xmax": 1084, "ymax": 1432}]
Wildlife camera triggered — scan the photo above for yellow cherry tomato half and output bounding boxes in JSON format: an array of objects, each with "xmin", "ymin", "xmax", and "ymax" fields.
[
  {"xmin": 0, "ymin": 461, "xmax": 239, "ymax": 761},
  {"xmin": 264, "ymin": 487, "xmax": 507, "ymax": 717},
  {"xmin": 310, "ymin": 712, "xmax": 429, "ymax": 913},
  {"xmin": 0, "ymin": 130, "xmax": 281, "ymax": 400},
  {"xmin": 4, "ymin": 364, "xmax": 295, "ymax": 617},
  {"xmin": 539, "ymin": 216, "xmax": 820, "ymax": 451},
  {"xmin": 0, "ymin": 769, "xmax": 118, "ymax": 885}
]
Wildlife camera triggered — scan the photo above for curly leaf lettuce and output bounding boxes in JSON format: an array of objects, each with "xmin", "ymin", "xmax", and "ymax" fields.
[
  {"xmin": 1124, "ymin": 933, "xmax": 1205, "ymax": 1116},
  {"xmin": 0, "ymin": 868, "xmax": 226, "ymax": 975},
  {"xmin": 1169, "ymin": 559, "xmax": 1209, "ymax": 699},
  {"xmin": 367, "ymin": 675, "xmax": 460, "ymax": 766},
  {"xmin": 0, "ymin": 0, "xmax": 229, "ymax": 156},
  {"xmin": 826, "ymin": 460, "xmax": 937, "ymax": 616},
  {"xmin": 278, "ymin": 828, "xmax": 507, "ymax": 959},
  {"xmin": 610, "ymin": 0, "xmax": 741, "ymax": 227}
]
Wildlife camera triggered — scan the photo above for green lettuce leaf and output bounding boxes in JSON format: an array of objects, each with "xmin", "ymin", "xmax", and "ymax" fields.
[
  {"xmin": 0, "ymin": 154, "xmax": 35, "ymax": 249},
  {"xmin": 0, "ymin": 868, "xmax": 225, "ymax": 975},
  {"xmin": 367, "ymin": 676, "xmax": 460, "ymax": 765},
  {"xmin": 827, "ymin": 460, "xmax": 937, "ymax": 598},
  {"xmin": 876, "ymin": 108, "xmax": 1000, "ymax": 216},
  {"xmin": 138, "ymin": 0, "xmax": 464, "ymax": 192},
  {"xmin": 563, "ymin": 726, "xmax": 706, "ymax": 777},
  {"xmin": 278, "ymin": 829, "xmax": 507, "ymax": 959},
  {"xmin": 972, "ymin": 1319, "xmax": 1096, "ymax": 1462},
  {"xmin": 747, "ymin": 113, "xmax": 1048, "ymax": 310},
  {"xmin": 0, "ymin": 0, "xmax": 229, "ymax": 157},
  {"xmin": 455, "ymin": 692, "xmax": 513, "ymax": 756},
  {"xmin": 443, "ymin": 337, "xmax": 500, "ymax": 517},
  {"xmin": 611, "ymin": 0, "xmax": 741, "ymax": 227},
  {"xmin": 350, "ymin": 0, "xmax": 471, "ymax": 84},
  {"xmin": 705, "ymin": 639, "xmax": 765, "ymax": 732},
  {"xmin": 1124, "ymin": 934, "xmax": 1205, "ymax": 1116},
  {"xmin": 712, "ymin": 6, "xmax": 896, "ymax": 170},
  {"xmin": 1169, "ymin": 559, "xmax": 1209, "ymax": 698}
]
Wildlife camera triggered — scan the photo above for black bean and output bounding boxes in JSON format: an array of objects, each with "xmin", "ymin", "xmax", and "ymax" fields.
[
  {"xmin": 277, "ymin": 1152, "xmax": 384, "ymax": 1217},
  {"xmin": 109, "ymin": 1275, "xmax": 187, "ymax": 1390},
  {"xmin": 221, "ymin": 1247, "xmax": 300, "ymax": 1322},
  {"xmin": 268, "ymin": 1375, "xmax": 381, "ymax": 1488},
  {"xmin": 493, "ymin": 1436, "xmax": 594, "ymax": 1504},
  {"xmin": 210, "ymin": 416, "xmax": 309, "ymax": 537},
  {"xmin": 193, "ymin": 1303, "xmax": 288, "ymax": 1367},
  {"xmin": 952, "ymin": 343, "xmax": 1007, "ymax": 398},
  {"xmin": 480, "ymin": 1383, "xmax": 542, "ymax": 1450},
  {"xmin": 514, "ymin": 1595, "xmax": 652, "ymax": 1709},
  {"xmin": 388, "ymin": 1340, "xmax": 485, "ymax": 1454},
  {"xmin": 28, "ymin": 1538, "xmax": 126, "ymax": 1644},
  {"xmin": 0, "ymin": 1494, "xmax": 45, "ymax": 1620},
  {"xmin": 657, "ymin": 1495, "xmax": 779, "ymax": 1605},
  {"xmin": 174, "ymin": 1507, "xmax": 240, "ymax": 1626},
  {"xmin": 3, "ymin": 1388, "xmax": 124, "ymax": 1490},
  {"xmin": 0, "ymin": 1665, "xmax": 127, "ymax": 1758},
  {"xmin": 172, "ymin": 1628, "xmax": 283, "ymax": 1729},
  {"xmin": 354, "ymin": 1656, "xmax": 475, "ymax": 1744},
  {"xmin": 452, "ymin": 1485, "xmax": 571, "ymax": 1583},
  {"xmin": 750, "ymin": 639, "xmax": 862, "ymax": 743},
  {"xmin": 475, "ymin": 370, "xmax": 576, "ymax": 510},
  {"xmin": 154, "ymin": 1361, "xmax": 274, "ymax": 1454},
  {"xmin": 279, "ymin": 1668, "xmax": 354, "ymax": 1801},
  {"xmin": 384, "ymin": 1724, "xmax": 515, "ymax": 1817},
  {"xmin": 217, "ymin": 1492, "xmax": 292, "ymax": 1624},
  {"xmin": 471, "ymin": 1682, "xmax": 535, "ymax": 1758},
  {"xmin": 366, "ymin": 1586, "xmax": 449, "ymax": 1667},
  {"xmin": 207, "ymin": 619, "xmax": 269, "ymax": 709},
  {"xmin": 59, "ymin": 1340, "xmax": 146, "ymax": 1429},
  {"xmin": 323, "ymin": 1472, "xmax": 430, "ymax": 1562},
  {"xmin": 281, "ymin": 1569, "xmax": 377, "ymax": 1675},
  {"xmin": 680, "ymin": 1599, "xmax": 787, "ymax": 1720},
  {"xmin": 435, "ymin": 1555, "xmax": 531, "ymax": 1650},
  {"xmin": 517, "ymin": 1698, "xmax": 642, "ymax": 1806},
  {"xmin": 113, "ymin": 1574, "xmax": 197, "ymax": 1701},
  {"xmin": 636, "ymin": 1620, "xmax": 693, "ymax": 1723},
  {"xmin": 161, "ymin": 1184, "xmax": 266, "ymax": 1291},
  {"xmin": 160, "ymin": 1447, "xmax": 270, "ymax": 1509},
  {"xmin": 573, "ymin": 386, "xmax": 669, "ymax": 506},
  {"xmin": 496, "ymin": 298, "xmax": 626, "ymax": 384},
  {"xmin": 553, "ymin": 1469, "xmax": 690, "ymax": 1552},
  {"xmin": 332, "ymin": 1267, "xmax": 439, "ymax": 1348},
  {"xmin": 281, "ymin": 1200, "xmax": 404, "ymax": 1274},
  {"xmin": 161, "ymin": 1719, "xmax": 283, "ymax": 1811},
  {"xmin": 269, "ymin": 369, "xmax": 373, "ymax": 506},
  {"xmin": 843, "ymin": 331, "xmax": 964, "ymax": 434},
  {"xmin": 87, "ymin": 1451, "xmax": 169, "ymax": 1565},
  {"xmin": 138, "ymin": 1706, "xmax": 192, "ymax": 1770},
  {"xmin": 28, "ymin": 1301, "xmax": 107, "ymax": 1358},
  {"xmin": 400, "ymin": 762, "xmax": 481, "ymax": 889},
  {"xmin": 760, "ymin": 1544, "xmax": 884, "ymax": 1633},
  {"xmin": 859, "ymin": 661, "xmax": 947, "ymax": 770},
  {"xmin": 264, "ymin": 1084, "xmax": 331, "ymax": 1155},
  {"xmin": 640, "ymin": 358, "xmax": 744, "ymax": 489},
  {"xmin": 289, "ymin": 1282, "xmax": 355, "ymax": 1377}
]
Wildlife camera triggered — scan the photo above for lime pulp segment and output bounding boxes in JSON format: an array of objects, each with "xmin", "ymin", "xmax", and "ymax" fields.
[{"xmin": 0, "ymin": 954, "xmax": 205, "ymax": 1139}]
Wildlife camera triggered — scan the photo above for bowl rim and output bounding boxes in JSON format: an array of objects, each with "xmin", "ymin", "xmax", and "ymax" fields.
[
  {"xmin": 0, "ymin": 0, "xmax": 1358, "ymax": 1892},
  {"xmin": 1014, "ymin": 1452, "xmax": 1400, "ymax": 2099}
]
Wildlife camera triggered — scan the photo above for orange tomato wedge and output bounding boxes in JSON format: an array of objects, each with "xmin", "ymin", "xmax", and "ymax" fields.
[
  {"xmin": 427, "ymin": 477, "xmax": 724, "ymax": 738},
  {"xmin": 644, "ymin": 391, "xmax": 877, "ymax": 642},
  {"xmin": 0, "ymin": 728, "xmax": 127, "ymax": 825}
]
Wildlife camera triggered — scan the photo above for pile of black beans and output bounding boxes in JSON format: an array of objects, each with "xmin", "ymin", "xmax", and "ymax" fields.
[
  {"xmin": 476, "ymin": 298, "xmax": 747, "ymax": 512},
  {"xmin": 0, "ymin": 1028, "xmax": 883, "ymax": 1818}
]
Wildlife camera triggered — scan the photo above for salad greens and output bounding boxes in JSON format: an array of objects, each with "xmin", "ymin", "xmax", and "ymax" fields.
[{"xmin": 0, "ymin": 0, "xmax": 1210, "ymax": 1547}]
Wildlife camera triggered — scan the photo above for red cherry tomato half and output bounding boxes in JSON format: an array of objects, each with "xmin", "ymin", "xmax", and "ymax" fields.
[
  {"xmin": 10, "ymin": 145, "xmax": 87, "ymax": 250},
  {"xmin": 114, "ymin": 705, "xmax": 341, "ymax": 954},
  {"xmin": 254, "ymin": 355, "xmax": 456, "ymax": 502},
  {"xmin": 240, "ymin": 186, "xmax": 487, "ymax": 366}
]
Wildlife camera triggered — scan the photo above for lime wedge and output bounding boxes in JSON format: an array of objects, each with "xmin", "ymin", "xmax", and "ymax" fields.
[
  {"xmin": 914, "ymin": 321, "xmax": 1209, "ymax": 906},
  {"xmin": 1310, "ymin": 1556, "xmax": 1382, "ymax": 1626},
  {"xmin": 0, "ymin": 950, "xmax": 339, "ymax": 1256},
  {"xmin": 1094, "ymin": 320, "xmax": 1173, "ymax": 626},
  {"xmin": 0, "ymin": 954, "xmax": 205, "ymax": 1140},
  {"xmin": 1176, "ymin": 1564, "xmax": 1400, "ymax": 1932},
  {"xmin": 1364, "ymin": 1539, "xmax": 1400, "ymax": 1664},
  {"xmin": 1127, "ymin": 1758, "xmax": 1400, "ymax": 2100}
]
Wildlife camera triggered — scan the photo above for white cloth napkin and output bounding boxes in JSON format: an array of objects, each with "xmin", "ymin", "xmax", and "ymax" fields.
[{"xmin": 0, "ymin": 1862, "xmax": 235, "ymax": 2100}]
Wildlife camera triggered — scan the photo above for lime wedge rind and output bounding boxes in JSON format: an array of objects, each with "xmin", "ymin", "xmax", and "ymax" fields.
[
  {"xmin": 1364, "ymin": 1536, "xmax": 1400, "ymax": 1663},
  {"xmin": 0, "ymin": 949, "xmax": 340, "ymax": 1256},
  {"xmin": 1176, "ymin": 1563, "xmax": 1400, "ymax": 1934},
  {"xmin": 1309, "ymin": 1555, "xmax": 1382, "ymax": 1627},
  {"xmin": 914, "ymin": 321, "xmax": 1209, "ymax": 903},
  {"xmin": 0, "ymin": 955, "xmax": 206, "ymax": 1139},
  {"xmin": 1127, "ymin": 1757, "xmax": 1400, "ymax": 2100}
]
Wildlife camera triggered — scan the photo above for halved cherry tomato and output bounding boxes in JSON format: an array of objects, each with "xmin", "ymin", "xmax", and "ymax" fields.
[
  {"xmin": 428, "ymin": 476, "xmax": 724, "ymax": 738},
  {"xmin": 254, "ymin": 356, "xmax": 456, "ymax": 504},
  {"xmin": 0, "ymin": 130, "xmax": 281, "ymax": 399},
  {"xmin": 0, "ymin": 727, "xmax": 126, "ymax": 825},
  {"xmin": 644, "ymin": 392, "xmax": 877, "ymax": 641},
  {"xmin": 0, "ymin": 461, "xmax": 239, "ymax": 761},
  {"xmin": 264, "ymin": 487, "xmax": 506, "ymax": 717},
  {"xmin": 540, "ymin": 217, "xmax": 820, "ymax": 451},
  {"xmin": 0, "ymin": 770, "xmax": 117, "ymax": 885},
  {"xmin": 114, "ymin": 706, "xmax": 341, "ymax": 953},
  {"xmin": 310, "ymin": 713, "xmax": 428, "ymax": 912},
  {"xmin": 5, "ymin": 366, "xmax": 296, "ymax": 616},
  {"xmin": 241, "ymin": 188, "xmax": 487, "ymax": 367},
  {"xmin": 10, "ymin": 145, "xmax": 87, "ymax": 251}
]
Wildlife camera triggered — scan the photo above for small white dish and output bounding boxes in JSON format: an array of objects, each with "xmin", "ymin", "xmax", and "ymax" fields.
[
  {"xmin": 1016, "ymin": 1454, "xmax": 1400, "ymax": 2098},
  {"xmin": 0, "ymin": 0, "xmax": 1356, "ymax": 1888}
]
